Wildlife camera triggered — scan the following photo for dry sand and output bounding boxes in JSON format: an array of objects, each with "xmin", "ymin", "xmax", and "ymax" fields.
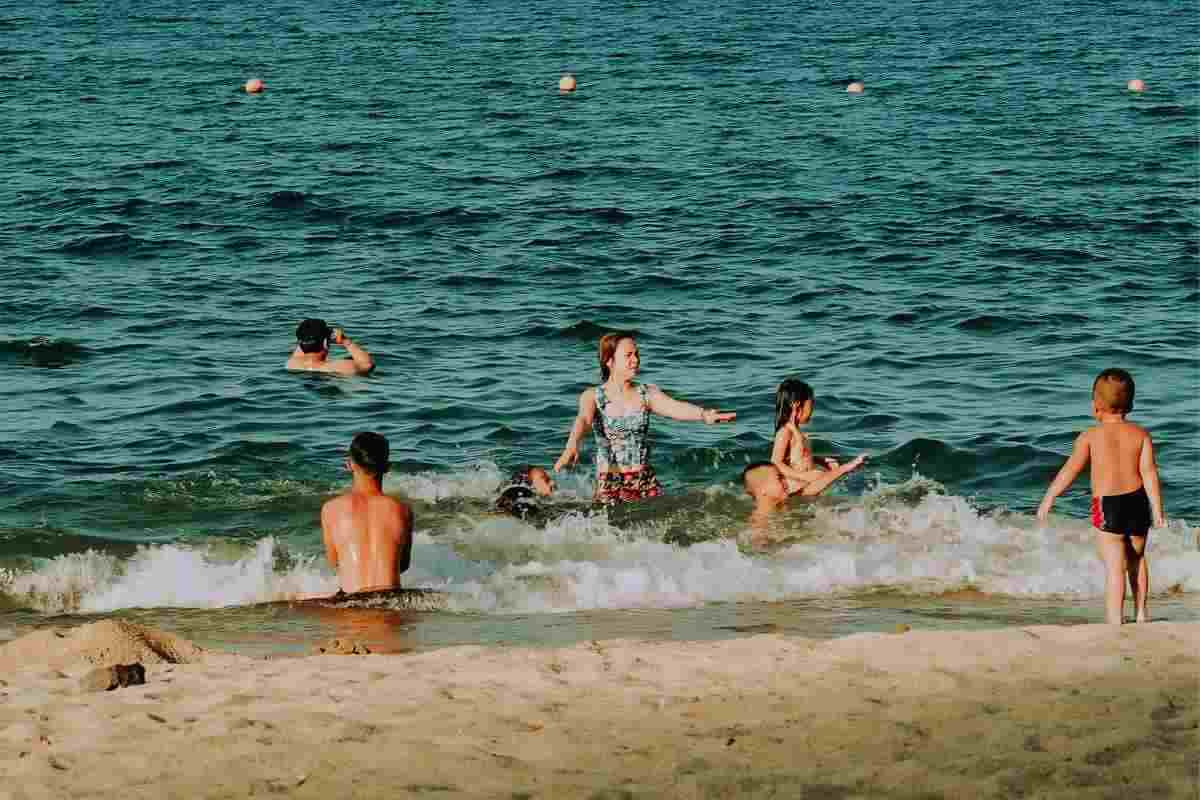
[{"xmin": 0, "ymin": 620, "xmax": 1195, "ymax": 799}]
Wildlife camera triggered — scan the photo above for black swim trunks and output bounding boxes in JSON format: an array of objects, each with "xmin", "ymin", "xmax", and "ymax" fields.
[{"xmin": 1090, "ymin": 487, "xmax": 1152, "ymax": 537}]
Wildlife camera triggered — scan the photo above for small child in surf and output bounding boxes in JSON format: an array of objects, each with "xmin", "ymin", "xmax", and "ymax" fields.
[
  {"xmin": 1037, "ymin": 368, "xmax": 1166, "ymax": 625},
  {"xmin": 771, "ymin": 378, "xmax": 865, "ymax": 496},
  {"xmin": 495, "ymin": 465, "xmax": 555, "ymax": 519}
]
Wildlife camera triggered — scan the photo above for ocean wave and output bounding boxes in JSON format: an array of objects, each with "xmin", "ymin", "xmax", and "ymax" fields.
[{"xmin": 4, "ymin": 479, "xmax": 1195, "ymax": 616}]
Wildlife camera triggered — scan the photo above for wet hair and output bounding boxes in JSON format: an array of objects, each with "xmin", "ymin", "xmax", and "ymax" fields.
[
  {"xmin": 598, "ymin": 331, "xmax": 637, "ymax": 381},
  {"xmin": 296, "ymin": 318, "xmax": 331, "ymax": 354},
  {"xmin": 774, "ymin": 378, "xmax": 814, "ymax": 431},
  {"xmin": 349, "ymin": 431, "xmax": 390, "ymax": 475},
  {"xmin": 495, "ymin": 485, "xmax": 537, "ymax": 517},
  {"xmin": 496, "ymin": 465, "xmax": 539, "ymax": 517},
  {"xmin": 1093, "ymin": 368, "xmax": 1135, "ymax": 413},
  {"xmin": 507, "ymin": 465, "xmax": 534, "ymax": 488},
  {"xmin": 741, "ymin": 461, "xmax": 780, "ymax": 496}
]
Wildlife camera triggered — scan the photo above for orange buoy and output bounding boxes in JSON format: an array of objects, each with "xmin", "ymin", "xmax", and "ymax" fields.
[
  {"xmin": 244, "ymin": 78, "xmax": 266, "ymax": 94},
  {"xmin": 558, "ymin": 74, "xmax": 577, "ymax": 93}
]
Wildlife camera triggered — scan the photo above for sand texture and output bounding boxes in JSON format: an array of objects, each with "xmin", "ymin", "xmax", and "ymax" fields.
[{"xmin": 0, "ymin": 621, "xmax": 1196, "ymax": 799}]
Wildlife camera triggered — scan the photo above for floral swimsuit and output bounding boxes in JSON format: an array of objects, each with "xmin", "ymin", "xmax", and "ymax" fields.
[{"xmin": 593, "ymin": 383, "xmax": 663, "ymax": 504}]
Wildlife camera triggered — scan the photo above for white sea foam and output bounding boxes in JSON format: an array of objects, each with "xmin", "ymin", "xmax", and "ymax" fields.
[{"xmin": 3, "ymin": 480, "xmax": 1197, "ymax": 615}]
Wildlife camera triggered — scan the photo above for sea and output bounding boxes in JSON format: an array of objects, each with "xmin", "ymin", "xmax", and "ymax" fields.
[{"xmin": 1, "ymin": 0, "xmax": 1197, "ymax": 657}]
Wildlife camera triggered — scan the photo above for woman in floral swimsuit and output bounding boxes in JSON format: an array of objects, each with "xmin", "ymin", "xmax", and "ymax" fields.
[{"xmin": 554, "ymin": 332, "xmax": 736, "ymax": 504}]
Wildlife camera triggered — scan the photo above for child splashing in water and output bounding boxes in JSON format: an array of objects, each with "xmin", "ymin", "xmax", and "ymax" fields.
[{"xmin": 771, "ymin": 378, "xmax": 864, "ymax": 496}]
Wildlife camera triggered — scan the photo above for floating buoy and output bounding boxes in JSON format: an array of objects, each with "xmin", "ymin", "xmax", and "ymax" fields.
[
  {"xmin": 558, "ymin": 73, "xmax": 577, "ymax": 93},
  {"xmin": 1126, "ymin": 78, "xmax": 1145, "ymax": 93},
  {"xmin": 846, "ymin": 81, "xmax": 865, "ymax": 94},
  {"xmin": 244, "ymin": 78, "xmax": 266, "ymax": 94}
]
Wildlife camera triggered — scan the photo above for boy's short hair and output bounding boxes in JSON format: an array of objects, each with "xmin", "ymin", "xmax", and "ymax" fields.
[
  {"xmin": 296, "ymin": 318, "xmax": 331, "ymax": 353},
  {"xmin": 349, "ymin": 432, "xmax": 390, "ymax": 475},
  {"xmin": 1093, "ymin": 368, "xmax": 1135, "ymax": 413},
  {"xmin": 741, "ymin": 461, "xmax": 778, "ymax": 495}
]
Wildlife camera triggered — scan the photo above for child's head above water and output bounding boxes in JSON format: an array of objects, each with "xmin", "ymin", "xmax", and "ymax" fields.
[
  {"xmin": 496, "ymin": 465, "xmax": 554, "ymax": 518},
  {"xmin": 774, "ymin": 378, "xmax": 814, "ymax": 430},
  {"xmin": 1093, "ymin": 368, "xmax": 1135, "ymax": 415},
  {"xmin": 508, "ymin": 465, "xmax": 554, "ymax": 496},
  {"xmin": 742, "ymin": 461, "xmax": 789, "ymax": 502}
]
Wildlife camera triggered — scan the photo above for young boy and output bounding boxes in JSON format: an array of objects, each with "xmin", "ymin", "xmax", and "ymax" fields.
[{"xmin": 1037, "ymin": 368, "xmax": 1166, "ymax": 624}]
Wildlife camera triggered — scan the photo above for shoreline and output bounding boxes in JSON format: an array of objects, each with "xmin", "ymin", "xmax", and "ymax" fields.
[{"xmin": 1, "ymin": 620, "xmax": 1195, "ymax": 799}]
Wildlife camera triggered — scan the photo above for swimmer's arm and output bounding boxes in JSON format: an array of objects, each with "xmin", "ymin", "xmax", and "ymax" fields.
[
  {"xmin": 796, "ymin": 455, "xmax": 865, "ymax": 496},
  {"xmin": 1036, "ymin": 431, "xmax": 1091, "ymax": 522},
  {"xmin": 1139, "ymin": 433, "xmax": 1166, "ymax": 527},
  {"xmin": 555, "ymin": 388, "xmax": 596, "ymax": 471},
  {"xmin": 646, "ymin": 385, "xmax": 736, "ymax": 424},
  {"xmin": 330, "ymin": 329, "xmax": 374, "ymax": 375},
  {"xmin": 320, "ymin": 503, "xmax": 339, "ymax": 569}
]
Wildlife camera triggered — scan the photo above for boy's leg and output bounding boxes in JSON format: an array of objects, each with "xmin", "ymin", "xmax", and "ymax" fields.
[
  {"xmin": 1124, "ymin": 534, "xmax": 1149, "ymax": 623},
  {"xmin": 1094, "ymin": 530, "xmax": 1128, "ymax": 624}
]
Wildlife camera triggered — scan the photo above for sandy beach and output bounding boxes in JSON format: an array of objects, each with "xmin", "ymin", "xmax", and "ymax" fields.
[{"xmin": 1, "ymin": 620, "xmax": 1195, "ymax": 799}]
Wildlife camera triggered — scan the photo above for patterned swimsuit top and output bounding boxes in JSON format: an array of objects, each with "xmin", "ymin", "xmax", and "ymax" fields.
[{"xmin": 593, "ymin": 383, "xmax": 652, "ymax": 473}]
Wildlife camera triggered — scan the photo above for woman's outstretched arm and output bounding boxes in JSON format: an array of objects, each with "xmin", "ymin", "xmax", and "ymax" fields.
[{"xmin": 646, "ymin": 385, "xmax": 736, "ymax": 424}]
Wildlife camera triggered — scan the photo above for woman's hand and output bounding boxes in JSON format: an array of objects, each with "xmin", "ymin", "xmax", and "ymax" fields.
[
  {"xmin": 701, "ymin": 408, "xmax": 737, "ymax": 424},
  {"xmin": 554, "ymin": 445, "xmax": 579, "ymax": 472}
]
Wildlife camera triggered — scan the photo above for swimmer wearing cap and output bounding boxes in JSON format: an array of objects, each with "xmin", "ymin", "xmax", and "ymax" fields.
[{"xmin": 286, "ymin": 318, "xmax": 375, "ymax": 375}]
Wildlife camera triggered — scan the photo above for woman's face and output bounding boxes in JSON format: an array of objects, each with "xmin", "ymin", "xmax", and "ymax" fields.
[{"xmin": 607, "ymin": 338, "xmax": 640, "ymax": 379}]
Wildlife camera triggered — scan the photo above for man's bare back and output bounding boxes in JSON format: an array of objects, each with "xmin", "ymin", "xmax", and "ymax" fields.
[
  {"xmin": 322, "ymin": 493, "xmax": 413, "ymax": 594},
  {"xmin": 321, "ymin": 432, "xmax": 413, "ymax": 594}
]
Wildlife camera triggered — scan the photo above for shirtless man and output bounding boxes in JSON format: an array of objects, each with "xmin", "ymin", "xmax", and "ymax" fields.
[
  {"xmin": 321, "ymin": 432, "xmax": 414, "ymax": 594},
  {"xmin": 287, "ymin": 318, "xmax": 375, "ymax": 375},
  {"xmin": 1038, "ymin": 368, "xmax": 1166, "ymax": 624}
]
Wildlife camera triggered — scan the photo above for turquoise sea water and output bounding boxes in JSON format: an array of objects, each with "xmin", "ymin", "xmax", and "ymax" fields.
[{"xmin": 1, "ymin": 1, "xmax": 1197, "ymax": 653}]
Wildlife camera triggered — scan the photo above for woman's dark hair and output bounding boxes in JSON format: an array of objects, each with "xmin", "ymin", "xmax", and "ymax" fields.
[
  {"xmin": 774, "ymin": 379, "xmax": 813, "ymax": 431},
  {"xmin": 598, "ymin": 332, "xmax": 637, "ymax": 381}
]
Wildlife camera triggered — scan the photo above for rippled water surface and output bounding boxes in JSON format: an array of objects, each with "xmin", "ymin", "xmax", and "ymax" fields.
[{"xmin": 1, "ymin": 0, "xmax": 1197, "ymax": 651}]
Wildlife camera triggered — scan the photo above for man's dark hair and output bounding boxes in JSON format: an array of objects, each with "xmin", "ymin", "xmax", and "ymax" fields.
[
  {"xmin": 349, "ymin": 432, "xmax": 390, "ymax": 475},
  {"xmin": 296, "ymin": 318, "xmax": 331, "ymax": 354}
]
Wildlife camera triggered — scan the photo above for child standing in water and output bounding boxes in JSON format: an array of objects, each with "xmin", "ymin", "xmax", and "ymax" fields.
[
  {"xmin": 771, "ymin": 378, "xmax": 864, "ymax": 495},
  {"xmin": 1037, "ymin": 368, "xmax": 1166, "ymax": 625}
]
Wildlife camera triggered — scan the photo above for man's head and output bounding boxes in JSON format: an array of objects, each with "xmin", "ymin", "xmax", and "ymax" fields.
[
  {"xmin": 348, "ymin": 432, "xmax": 390, "ymax": 476},
  {"xmin": 296, "ymin": 319, "xmax": 332, "ymax": 354},
  {"xmin": 742, "ymin": 462, "xmax": 789, "ymax": 502},
  {"xmin": 1093, "ymin": 368, "xmax": 1135, "ymax": 415}
]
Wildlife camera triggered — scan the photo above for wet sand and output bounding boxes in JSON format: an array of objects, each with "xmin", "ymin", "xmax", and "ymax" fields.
[{"xmin": 1, "ymin": 621, "xmax": 1196, "ymax": 799}]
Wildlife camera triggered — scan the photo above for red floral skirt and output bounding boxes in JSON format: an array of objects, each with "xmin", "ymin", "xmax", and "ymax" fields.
[{"xmin": 596, "ymin": 468, "xmax": 663, "ymax": 505}]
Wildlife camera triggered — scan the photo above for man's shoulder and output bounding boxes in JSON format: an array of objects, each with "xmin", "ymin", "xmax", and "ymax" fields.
[
  {"xmin": 375, "ymin": 493, "xmax": 413, "ymax": 518},
  {"xmin": 323, "ymin": 490, "xmax": 361, "ymax": 512}
]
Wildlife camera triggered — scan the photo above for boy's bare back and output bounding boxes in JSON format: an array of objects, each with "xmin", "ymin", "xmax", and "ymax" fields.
[
  {"xmin": 321, "ymin": 492, "xmax": 413, "ymax": 594},
  {"xmin": 1080, "ymin": 420, "xmax": 1152, "ymax": 498}
]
